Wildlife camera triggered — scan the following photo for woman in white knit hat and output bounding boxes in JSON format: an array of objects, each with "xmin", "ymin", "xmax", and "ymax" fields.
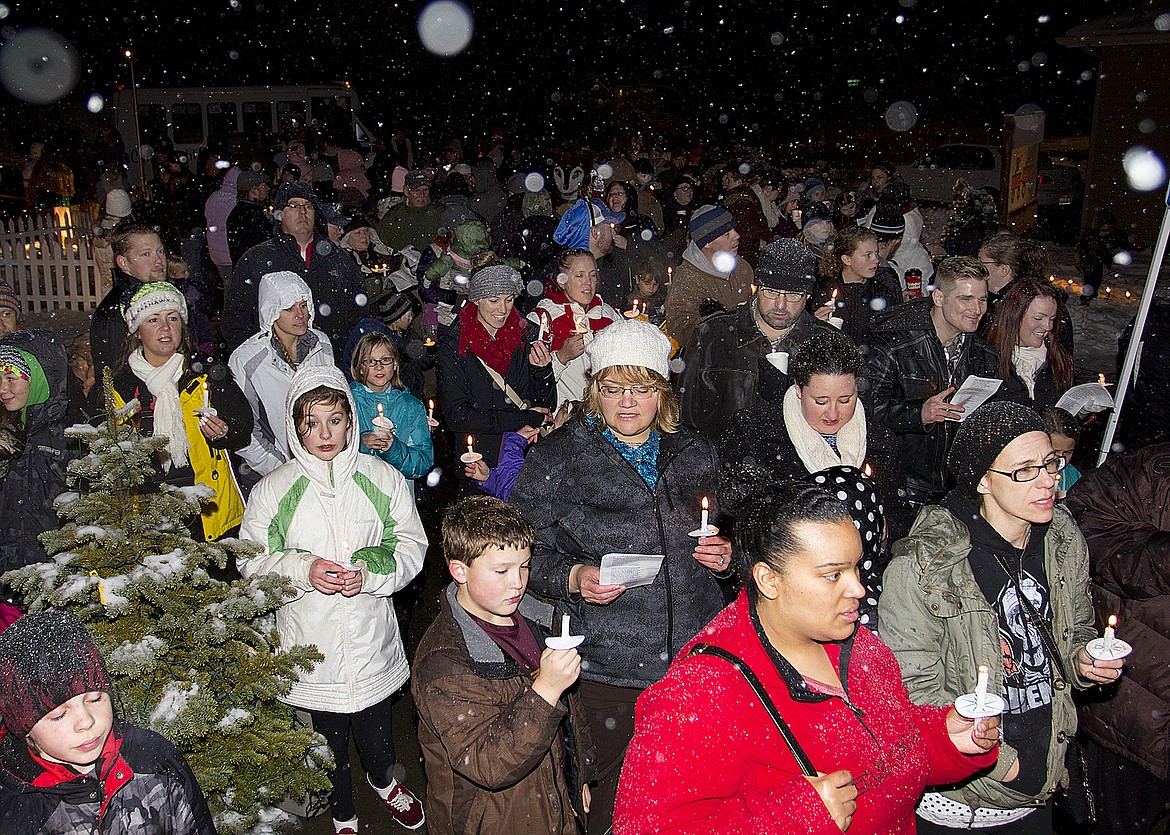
[
  {"xmin": 109, "ymin": 281, "xmax": 252, "ymax": 540},
  {"xmin": 510, "ymin": 317, "xmax": 733, "ymax": 834}
]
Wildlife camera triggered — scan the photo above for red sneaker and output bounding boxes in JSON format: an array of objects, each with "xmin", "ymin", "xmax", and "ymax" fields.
[{"xmin": 369, "ymin": 775, "xmax": 425, "ymax": 830}]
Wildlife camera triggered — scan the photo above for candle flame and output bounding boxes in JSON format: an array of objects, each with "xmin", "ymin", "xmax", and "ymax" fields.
[
  {"xmin": 863, "ymin": 463, "xmax": 873, "ymax": 477},
  {"xmin": 701, "ymin": 496, "xmax": 709, "ymax": 510},
  {"xmin": 466, "ymin": 435, "xmax": 474, "ymax": 446},
  {"xmin": 1098, "ymin": 373, "xmax": 1106, "ymax": 385},
  {"xmin": 428, "ymin": 399, "xmax": 434, "ymax": 409},
  {"xmin": 1108, "ymin": 614, "xmax": 1117, "ymax": 627},
  {"xmin": 831, "ymin": 288, "xmax": 838, "ymax": 301}
]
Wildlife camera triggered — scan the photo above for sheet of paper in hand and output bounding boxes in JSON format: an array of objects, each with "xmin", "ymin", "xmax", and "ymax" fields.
[{"xmin": 599, "ymin": 553, "xmax": 665, "ymax": 588}]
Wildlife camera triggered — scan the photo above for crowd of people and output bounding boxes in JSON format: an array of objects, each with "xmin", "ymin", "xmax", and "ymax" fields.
[{"xmin": 0, "ymin": 129, "xmax": 1166, "ymax": 835}]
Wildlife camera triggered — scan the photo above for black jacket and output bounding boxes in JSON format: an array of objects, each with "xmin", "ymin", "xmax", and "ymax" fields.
[
  {"xmin": 90, "ymin": 268, "xmax": 144, "ymax": 376},
  {"xmin": 866, "ymin": 298, "xmax": 1000, "ymax": 504},
  {"xmin": 997, "ymin": 361, "xmax": 1062, "ymax": 413},
  {"xmin": 222, "ymin": 231, "xmax": 363, "ymax": 362},
  {"xmin": 510, "ymin": 419, "xmax": 730, "ymax": 689},
  {"xmin": 225, "ymin": 199, "xmax": 271, "ymax": 267},
  {"xmin": 716, "ymin": 379, "xmax": 914, "ymax": 540},
  {"xmin": 0, "ymin": 329, "xmax": 70, "ymax": 571},
  {"xmin": 677, "ymin": 301, "xmax": 833, "ymax": 442},
  {"xmin": 436, "ymin": 314, "xmax": 555, "ymax": 472},
  {"xmin": 0, "ymin": 721, "xmax": 215, "ymax": 835},
  {"xmin": 811, "ymin": 267, "xmax": 903, "ymax": 345}
]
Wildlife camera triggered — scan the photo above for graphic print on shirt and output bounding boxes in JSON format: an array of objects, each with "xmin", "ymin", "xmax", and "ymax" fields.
[{"xmin": 997, "ymin": 571, "xmax": 1053, "ymax": 714}]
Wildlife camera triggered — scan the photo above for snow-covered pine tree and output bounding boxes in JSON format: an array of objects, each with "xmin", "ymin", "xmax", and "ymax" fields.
[{"xmin": 2, "ymin": 373, "xmax": 332, "ymax": 834}]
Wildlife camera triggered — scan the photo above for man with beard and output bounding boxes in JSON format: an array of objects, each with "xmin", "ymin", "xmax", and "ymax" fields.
[{"xmin": 677, "ymin": 238, "xmax": 831, "ymax": 441}]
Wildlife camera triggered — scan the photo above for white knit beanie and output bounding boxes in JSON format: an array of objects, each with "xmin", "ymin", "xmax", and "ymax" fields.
[
  {"xmin": 123, "ymin": 281, "xmax": 188, "ymax": 333},
  {"xmin": 586, "ymin": 318, "xmax": 671, "ymax": 379}
]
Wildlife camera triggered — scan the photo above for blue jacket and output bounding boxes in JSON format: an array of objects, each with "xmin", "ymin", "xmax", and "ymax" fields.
[{"xmin": 349, "ymin": 382, "xmax": 435, "ymax": 479}]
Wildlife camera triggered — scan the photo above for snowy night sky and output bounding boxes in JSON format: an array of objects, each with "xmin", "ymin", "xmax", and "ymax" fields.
[{"xmin": 0, "ymin": 0, "xmax": 1123, "ymax": 149}]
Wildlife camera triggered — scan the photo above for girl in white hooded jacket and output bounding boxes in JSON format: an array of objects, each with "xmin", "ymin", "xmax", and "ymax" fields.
[
  {"xmin": 239, "ymin": 365, "xmax": 427, "ymax": 834},
  {"xmin": 229, "ymin": 270, "xmax": 336, "ymax": 482}
]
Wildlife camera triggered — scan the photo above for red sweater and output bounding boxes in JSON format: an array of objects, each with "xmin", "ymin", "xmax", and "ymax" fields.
[{"xmin": 613, "ymin": 591, "xmax": 997, "ymax": 835}]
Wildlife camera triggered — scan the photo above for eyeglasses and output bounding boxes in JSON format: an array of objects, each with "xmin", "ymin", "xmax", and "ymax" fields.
[
  {"xmin": 987, "ymin": 455, "xmax": 1067, "ymax": 483},
  {"xmin": 362, "ymin": 357, "xmax": 398, "ymax": 368},
  {"xmin": 757, "ymin": 288, "xmax": 806, "ymax": 302},
  {"xmin": 599, "ymin": 384, "xmax": 658, "ymax": 400},
  {"xmin": 284, "ymin": 201, "xmax": 314, "ymax": 213}
]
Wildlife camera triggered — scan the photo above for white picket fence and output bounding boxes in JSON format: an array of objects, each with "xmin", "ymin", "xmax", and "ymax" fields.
[{"xmin": 0, "ymin": 207, "xmax": 104, "ymax": 313}]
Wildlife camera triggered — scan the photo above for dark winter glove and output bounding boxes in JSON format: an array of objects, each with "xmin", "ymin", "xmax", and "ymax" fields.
[{"xmin": 698, "ymin": 298, "xmax": 727, "ymax": 318}]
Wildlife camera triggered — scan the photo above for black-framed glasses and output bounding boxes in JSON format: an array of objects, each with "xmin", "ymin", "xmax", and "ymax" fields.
[
  {"xmin": 757, "ymin": 288, "xmax": 806, "ymax": 302},
  {"xmin": 987, "ymin": 455, "xmax": 1067, "ymax": 483},
  {"xmin": 362, "ymin": 357, "xmax": 397, "ymax": 368}
]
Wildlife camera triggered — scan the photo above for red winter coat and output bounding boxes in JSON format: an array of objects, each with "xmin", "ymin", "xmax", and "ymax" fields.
[{"xmin": 613, "ymin": 591, "xmax": 997, "ymax": 835}]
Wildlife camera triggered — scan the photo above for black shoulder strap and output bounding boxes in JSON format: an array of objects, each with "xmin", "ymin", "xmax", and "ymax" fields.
[
  {"xmin": 993, "ymin": 554, "xmax": 1068, "ymax": 686},
  {"xmin": 687, "ymin": 643, "xmax": 818, "ymax": 777}
]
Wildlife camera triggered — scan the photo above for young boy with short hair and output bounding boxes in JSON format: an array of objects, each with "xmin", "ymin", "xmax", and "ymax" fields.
[
  {"xmin": 412, "ymin": 495, "xmax": 594, "ymax": 835},
  {"xmin": 0, "ymin": 610, "xmax": 216, "ymax": 834}
]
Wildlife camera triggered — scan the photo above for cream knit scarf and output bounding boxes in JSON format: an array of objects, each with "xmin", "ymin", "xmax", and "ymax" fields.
[
  {"xmin": 1011, "ymin": 345, "xmax": 1048, "ymax": 400},
  {"xmin": 127, "ymin": 349, "xmax": 189, "ymax": 471},
  {"xmin": 782, "ymin": 384, "xmax": 867, "ymax": 473}
]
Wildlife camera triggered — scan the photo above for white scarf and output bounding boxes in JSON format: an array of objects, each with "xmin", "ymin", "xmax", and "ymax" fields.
[
  {"xmin": 782, "ymin": 384, "xmax": 867, "ymax": 473},
  {"xmin": 127, "ymin": 349, "xmax": 189, "ymax": 472},
  {"xmin": 1011, "ymin": 345, "xmax": 1048, "ymax": 400}
]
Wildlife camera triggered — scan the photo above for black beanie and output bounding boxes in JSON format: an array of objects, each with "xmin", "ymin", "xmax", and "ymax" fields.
[
  {"xmin": 0, "ymin": 611, "xmax": 113, "ymax": 737},
  {"xmin": 948, "ymin": 401, "xmax": 1047, "ymax": 498},
  {"xmin": 755, "ymin": 238, "xmax": 817, "ymax": 294}
]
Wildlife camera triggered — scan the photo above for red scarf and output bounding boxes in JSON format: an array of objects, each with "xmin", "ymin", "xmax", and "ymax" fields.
[
  {"xmin": 541, "ymin": 290, "xmax": 614, "ymax": 351},
  {"xmin": 458, "ymin": 303, "xmax": 525, "ymax": 376}
]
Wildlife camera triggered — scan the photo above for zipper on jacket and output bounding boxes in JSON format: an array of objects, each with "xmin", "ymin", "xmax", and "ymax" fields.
[{"xmin": 839, "ymin": 692, "xmax": 881, "ymax": 747}]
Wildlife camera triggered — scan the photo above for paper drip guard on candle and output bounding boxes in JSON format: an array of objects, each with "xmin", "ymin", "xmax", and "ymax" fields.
[
  {"xmin": 545, "ymin": 613, "xmax": 585, "ymax": 650},
  {"xmin": 1087, "ymin": 616, "xmax": 1132, "ymax": 661},
  {"xmin": 460, "ymin": 435, "xmax": 482, "ymax": 464},
  {"xmin": 955, "ymin": 665, "xmax": 1006, "ymax": 719}
]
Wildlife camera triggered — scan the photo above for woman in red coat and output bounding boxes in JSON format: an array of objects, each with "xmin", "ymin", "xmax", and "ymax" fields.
[{"xmin": 613, "ymin": 481, "xmax": 1001, "ymax": 835}]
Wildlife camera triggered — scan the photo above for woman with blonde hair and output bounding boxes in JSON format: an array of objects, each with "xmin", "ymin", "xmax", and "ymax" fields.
[{"xmin": 510, "ymin": 317, "xmax": 733, "ymax": 835}]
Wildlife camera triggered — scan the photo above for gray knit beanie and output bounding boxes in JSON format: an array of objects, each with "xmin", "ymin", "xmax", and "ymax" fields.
[{"xmin": 468, "ymin": 264, "xmax": 524, "ymax": 303}]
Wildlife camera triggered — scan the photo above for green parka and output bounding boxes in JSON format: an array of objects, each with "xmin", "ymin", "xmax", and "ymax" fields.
[{"xmin": 878, "ymin": 503, "xmax": 1098, "ymax": 812}]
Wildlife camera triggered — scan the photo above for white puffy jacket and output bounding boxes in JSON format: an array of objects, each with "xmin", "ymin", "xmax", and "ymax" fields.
[
  {"xmin": 239, "ymin": 365, "xmax": 427, "ymax": 713},
  {"xmin": 229, "ymin": 271, "xmax": 336, "ymax": 477}
]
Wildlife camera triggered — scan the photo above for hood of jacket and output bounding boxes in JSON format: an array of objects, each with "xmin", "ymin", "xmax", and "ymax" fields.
[
  {"xmin": 682, "ymin": 240, "xmax": 731, "ymax": 279},
  {"xmin": 2, "ymin": 328, "xmax": 67, "ymax": 429},
  {"xmin": 284, "ymin": 364, "xmax": 360, "ymax": 487},
  {"xmin": 451, "ymin": 219, "xmax": 491, "ymax": 258},
  {"xmin": 258, "ymin": 271, "xmax": 315, "ymax": 335}
]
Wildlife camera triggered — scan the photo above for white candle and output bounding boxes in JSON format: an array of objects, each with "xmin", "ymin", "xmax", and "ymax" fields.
[
  {"xmin": 537, "ymin": 313, "xmax": 547, "ymax": 342},
  {"xmin": 975, "ymin": 664, "xmax": 989, "ymax": 709},
  {"xmin": 1103, "ymin": 614, "xmax": 1117, "ymax": 652},
  {"xmin": 667, "ymin": 265, "xmax": 673, "ymax": 282},
  {"xmin": 427, "ymin": 399, "xmax": 435, "ymax": 420},
  {"xmin": 625, "ymin": 300, "xmax": 640, "ymax": 319},
  {"xmin": 202, "ymin": 380, "xmax": 210, "ymax": 410},
  {"xmin": 560, "ymin": 613, "xmax": 570, "ymax": 638},
  {"xmin": 700, "ymin": 496, "xmax": 709, "ymax": 531},
  {"xmin": 340, "ymin": 541, "xmax": 351, "ymax": 569},
  {"xmin": 466, "ymin": 435, "xmax": 475, "ymax": 457},
  {"xmin": 1098, "ymin": 373, "xmax": 1106, "ymax": 386}
]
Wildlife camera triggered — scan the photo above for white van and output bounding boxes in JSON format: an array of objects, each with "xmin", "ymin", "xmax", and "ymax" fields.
[{"xmin": 112, "ymin": 83, "xmax": 377, "ymax": 182}]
